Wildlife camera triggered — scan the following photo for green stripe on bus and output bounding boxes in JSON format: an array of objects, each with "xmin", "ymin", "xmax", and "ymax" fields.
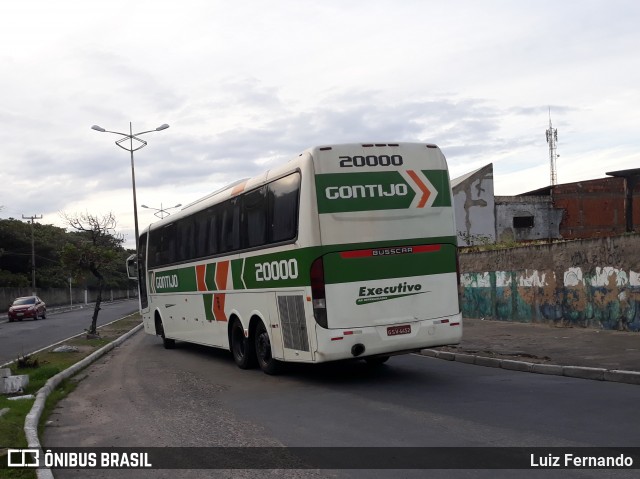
[
  {"xmin": 205, "ymin": 263, "xmax": 217, "ymax": 291},
  {"xmin": 314, "ymin": 170, "xmax": 452, "ymax": 214},
  {"xmin": 315, "ymin": 172, "xmax": 411, "ymax": 213},
  {"xmin": 148, "ymin": 236, "xmax": 457, "ymax": 293},
  {"xmin": 154, "ymin": 267, "xmax": 198, "ymax": 293},
  {"xmin": 203, "ymin": 294, "xmax": 215, "ymax": 321},
  {"xmin": 232, "ymin": 259, "xmax": 245, "ymax": 289},
  {"xmin": 323, "ymin": 243, "xmax": 457, "ymax": 284},
  {"xmin": 421, "ymin": 170, "xmax": 452, "ymax": 207}
]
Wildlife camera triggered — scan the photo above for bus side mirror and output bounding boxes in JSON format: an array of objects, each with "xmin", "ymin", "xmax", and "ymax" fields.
[{"xmin": 126, "ymin": 254, "xmax": 138, "ymax": 280}]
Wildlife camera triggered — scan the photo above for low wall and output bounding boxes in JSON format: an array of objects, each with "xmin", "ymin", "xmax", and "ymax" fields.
[
  {"xmin": 459, "ymin": 234, "xmax": 640, "ymax": 331},
  {"xmin": 1, "ymin": 287, "xmax": 137, "ymax": 314}
]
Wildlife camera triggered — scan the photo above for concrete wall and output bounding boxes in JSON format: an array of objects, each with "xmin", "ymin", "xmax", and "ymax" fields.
[
  {"xmin": 459, "ymin": 234, "xmax": 640, "ymax": 331},
  {"xmin": 495, "ymin": 195, "xmax": 563, "ymax": 243},
  {"xmin": 452, "ymin": 164, "xmax": 496, "ymax": 246},
  {"xmin": 1, "ymin": 287, "xmax": 137, "ymax": 313}
]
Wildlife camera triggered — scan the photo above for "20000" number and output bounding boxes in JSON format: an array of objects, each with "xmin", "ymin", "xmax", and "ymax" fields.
[
  {"xmin": 339, "ymin": 155, "xmax": 403, "ymax": 168},
  {"xmin": 255, "ymin": 259, "xmax": 299, "ymax": 282}
]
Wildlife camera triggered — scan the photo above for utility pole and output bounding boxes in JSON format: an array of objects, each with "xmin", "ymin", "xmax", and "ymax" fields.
[
  {"xmin": 545, "ymin": 107, "xmax": 559, "ymax": 186},
  {"xmin": 22, "ymin": 214, "xmax": 43, "ymax": 294}
]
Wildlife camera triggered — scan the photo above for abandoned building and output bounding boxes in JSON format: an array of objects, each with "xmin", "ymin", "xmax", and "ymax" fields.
[{"xmin": 451, "ymin": 165, "xmax": 640, "ymax": 245}]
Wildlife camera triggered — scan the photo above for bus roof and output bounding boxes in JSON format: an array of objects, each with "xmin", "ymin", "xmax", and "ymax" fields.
[{"xmin": 143, "ymin": 142, "xmax": 446, "ymax": 233}]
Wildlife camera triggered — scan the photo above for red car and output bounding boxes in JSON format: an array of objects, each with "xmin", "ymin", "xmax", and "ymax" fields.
[{"xmin": 7, "ymin": 296, "xmax": 47, "ymax": 322}]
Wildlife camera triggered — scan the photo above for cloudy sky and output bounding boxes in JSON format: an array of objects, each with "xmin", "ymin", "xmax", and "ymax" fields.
[{"xmin": 1, "ymin": 0, "xmax": 638, "ymax": 247}]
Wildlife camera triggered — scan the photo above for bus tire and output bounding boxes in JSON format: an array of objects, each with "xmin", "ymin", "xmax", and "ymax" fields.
[
  {"xmin": 365, "ymin": 356, "xmax": 390, "ymax": 366},
  {"xmin": 255, "ymin": 321, "xmax": 282, "ymax": 375},
  {"xmin": 230, "ymin": 319, "xmax": 256, "ymax": 369},
  {"xmin": 156, "ymin": 317, "xmax": 175, "ymax": 349}
]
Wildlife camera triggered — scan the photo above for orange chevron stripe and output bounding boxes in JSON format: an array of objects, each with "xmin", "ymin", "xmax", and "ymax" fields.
[
  {"xmin": 213, "ymin": 293, "xmax": 227, "ymax": 322},
  {"xmin": 196, "ymin": 264, "xmax": 207, "ymax": 291},
  {"xmin": 407, "ymin": 170, "xmax": 431, "ymax": 208},
  {"xmin": 215, "ymin": 260, "xmax": 229, "ymax": 290}
]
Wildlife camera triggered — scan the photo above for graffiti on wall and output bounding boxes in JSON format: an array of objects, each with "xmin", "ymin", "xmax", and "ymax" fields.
[{"xmin": 460, "ymin": 266, "xmax": 640, "ymax": 331}]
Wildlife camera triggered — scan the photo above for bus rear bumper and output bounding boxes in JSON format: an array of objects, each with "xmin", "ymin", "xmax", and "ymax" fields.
[{"xmin": 313, "ymin": 312, "xmax": 462, "ymax": 363}]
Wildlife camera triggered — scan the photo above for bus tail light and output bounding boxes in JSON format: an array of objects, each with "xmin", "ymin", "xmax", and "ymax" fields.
[{"xmin": 310, "ymin": 256, "xmax": 328, "ymax": 328}]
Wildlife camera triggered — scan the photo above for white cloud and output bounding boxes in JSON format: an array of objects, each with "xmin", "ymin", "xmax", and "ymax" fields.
[{"xmin": 1, "ymin": 0, "xmax": 639, "ymax": 247}]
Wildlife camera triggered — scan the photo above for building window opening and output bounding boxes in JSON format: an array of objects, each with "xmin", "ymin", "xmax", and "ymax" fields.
[{"xmin": 513, "ymin": 216, "xmax": 535, "ymax": 228}]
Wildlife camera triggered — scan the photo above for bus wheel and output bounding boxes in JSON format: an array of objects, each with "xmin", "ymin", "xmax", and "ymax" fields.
[
  {"xmin": 231, "ymin": 320, "xmax": 256, "ymax": 369},
  {"xmin": 157, "ymin": 318, "xmax": 175, "ymax": 349},
  {"xmin": 365, "ymin": 356, "xmax": 390, "ymax": 366},
  {"xmin": 255, "ymin": 321, "xmax": 281, "ymax": 375}
]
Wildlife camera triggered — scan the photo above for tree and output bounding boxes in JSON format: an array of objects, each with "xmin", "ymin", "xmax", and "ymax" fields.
[
  {"xmin": 0, "ymin": 218, "xmax": 72, "ymax": 287},
  {"xmin": 60, "ymin": 212, "xmax": 124, "ymax": 337}
]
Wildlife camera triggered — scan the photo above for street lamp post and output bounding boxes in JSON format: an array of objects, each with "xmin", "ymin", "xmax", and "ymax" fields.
[
  {"xmin": 141, "ymin": 203, "xmax": 182, "ymax": 219},
  {"xmin": 90, "ymin": 122, "xmax": 169, "ymax": 259}
]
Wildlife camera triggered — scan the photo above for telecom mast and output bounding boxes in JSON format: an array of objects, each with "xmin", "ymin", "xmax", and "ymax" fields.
[{"xmin": 545, "ymin": 108, "xmax": 558, "ymax": 186}]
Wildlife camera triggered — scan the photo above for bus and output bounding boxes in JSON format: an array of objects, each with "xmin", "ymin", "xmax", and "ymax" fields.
[{"xmin": 128, "ymin": 143, "xmax": 462, "ymax": 374}]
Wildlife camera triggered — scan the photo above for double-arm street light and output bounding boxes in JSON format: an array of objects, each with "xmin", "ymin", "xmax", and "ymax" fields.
[
  {"xmin": 141, "ymin": 203, "xmax": 182, "ymax": 219},
  {"xmin": 90, "ymin": 122, "xmax": 169, "ymax": 256}
]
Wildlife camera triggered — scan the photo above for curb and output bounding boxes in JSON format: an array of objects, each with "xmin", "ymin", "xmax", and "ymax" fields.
[
  {"xmin": 24, "ymin": 322, "xmax": 144, "ymax": 479},
  {"xmin": 419, "ymin": 349, "xmax": 640, "ymax": 385}
]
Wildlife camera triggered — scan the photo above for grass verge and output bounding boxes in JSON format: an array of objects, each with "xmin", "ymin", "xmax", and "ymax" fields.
[{"xmin": 0, "ymin": 313, "xmax": 142, "ymax": 478}]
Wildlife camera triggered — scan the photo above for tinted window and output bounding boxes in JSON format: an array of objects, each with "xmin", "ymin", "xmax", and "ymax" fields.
[
  {"xmin": 159, "ymin": 223, "xmax": 177, "ymax": 265},
  {"xmin": 269, "ymin": 173, "xmax": 300, "ymax": 242},
  {"xmin": 147, "ymin": 173, "xmax": 299, "ymax": 267},
  {"xmin": 177, "ymin": 218, "xmax": 195, "ymax": 262},
  {"xmin": 219, "ymin": 199, "xmax": 240, "ymax": 253},
  {"xmin": 242, "ymin": 186, "xmax": 268, "ymax": 248},
  {"xmin": 14, "ymin": 297, "xmax": 36, "ymax": 305}
]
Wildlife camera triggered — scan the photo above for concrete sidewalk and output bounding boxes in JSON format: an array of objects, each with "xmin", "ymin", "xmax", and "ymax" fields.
[{"xmin": 423, "ymin": 317, "xmax": 640, "ymax": 383}]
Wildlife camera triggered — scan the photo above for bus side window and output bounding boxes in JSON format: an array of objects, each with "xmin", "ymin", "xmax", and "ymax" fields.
[
  {"xmin": 269, "ymin": 173, "xmax": 300, "ymax": 243},
  {"xmin": 220, "ymin": 199, "xmax": 240, "ymax": 253},
  {"xmin": 160, "ymin": 223, "xmax": 177, "ymax": 264},
  {"xmin": 207, "ymin": 207, "xmax": 219, "ymax": 256},
  {"xmin": 241, "ymin": 186, "xmax": 267, "ymax": 249},
  {"xmin": 177, "ymin": 218, "xmax": 194, "ymax": 262}
]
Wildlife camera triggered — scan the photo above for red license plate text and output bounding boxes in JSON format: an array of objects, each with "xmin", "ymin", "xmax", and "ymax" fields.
[{"xmin": 387, "ymin": 325, "xmax": 411, "ymax": 336}]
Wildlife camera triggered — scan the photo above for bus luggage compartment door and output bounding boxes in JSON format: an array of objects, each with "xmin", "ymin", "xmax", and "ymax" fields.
[{"xmin": 273, "ymin": 292, "xmax": 314, "ymax": 362}]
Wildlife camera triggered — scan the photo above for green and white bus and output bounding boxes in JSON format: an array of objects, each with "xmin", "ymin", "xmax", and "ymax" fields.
[{"xmin": 128, "ymin": 143, "xmax": 462, "ymax": 374}]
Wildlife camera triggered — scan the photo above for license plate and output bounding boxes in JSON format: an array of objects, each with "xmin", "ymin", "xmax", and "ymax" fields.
[
  {"xmin": 387, "ymin": 324, "xmax": 411, "ymax": 336},
  {"xmin": 17, "ymin": 312, "xmax": 24, "ymax": 317}
]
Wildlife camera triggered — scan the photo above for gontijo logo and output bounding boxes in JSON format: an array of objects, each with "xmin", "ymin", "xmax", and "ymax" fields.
[
  {"xmin": 325, "ymin": 183, "xmax": 409, "ymax": 199},
  {"xmin": 151, "ymin": 271, "xmax": 180, "ymax": 292},
  {"xmin": 315, "ymin": 170, "xmax": 447, "ymax": 214},
  {"xmin": 156, "ymin": 274, "xmax": 179, "ymax": 289}
]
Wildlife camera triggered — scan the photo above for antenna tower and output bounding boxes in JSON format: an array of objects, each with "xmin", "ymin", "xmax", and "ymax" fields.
[{"xmin": 545, "ymin": 107, "xmax": 558, "ymax": 185}]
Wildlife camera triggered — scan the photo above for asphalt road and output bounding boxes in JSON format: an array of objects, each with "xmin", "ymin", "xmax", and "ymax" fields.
[
  {"xmin": 43, "ymin": 330, "xmax": 640, "ymax": 479},
  {"xmin": 0, "ymin": 299, "xmax": 139, "ymax": 365}
]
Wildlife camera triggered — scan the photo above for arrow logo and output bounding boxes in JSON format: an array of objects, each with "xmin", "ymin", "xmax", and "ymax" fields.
[{"xmin": 404, "ymin": 170, "xmax": 438, "ymax": 208}]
